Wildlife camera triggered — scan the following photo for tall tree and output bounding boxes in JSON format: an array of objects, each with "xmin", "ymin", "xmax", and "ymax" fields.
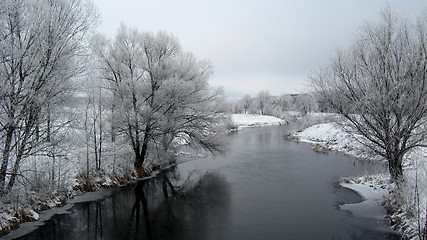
[
  {"xmin": 93, "ymin": 25, "xmax": 226, "ymax": 173},
  {"xmin": 311, "ymin": 8, "xmax": 427, "ymax": 183},
  {"xmin": 154, "ymin": 53, "xmax": 227, "ymax": 162},
  {"xmin": 0, "ymin": 0, "xmax": 97, "ymax": 195}
]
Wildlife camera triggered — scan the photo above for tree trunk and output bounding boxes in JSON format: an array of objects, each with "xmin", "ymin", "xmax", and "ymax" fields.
[
  {"xmin": 0, "ymin": 127, "xmax": 14, "ymax": 195},
  {"xmin": 134, "ymin": 126, "xmax": 150, "ymax": 169},
  {"xmin": 98, "ymin": 87, "xmax": 102, "ymax": 170},
  {"xmin": 7, "ymin": 112, "xmax": 34, "ymax": 193},
  {"xmin": 423, "ymin": 201, "xmax": 427, "ymax": 239},
  {"xmin": 47, "ymin": 107, "xmax": 51, "ymax": 142},
  {"xmin": 6, "ymin": 147, "xmax": 24, "ymax": 192},
  {"xmin": 6, "ymin": 123, "xmax": 32, "ymax": 192},
  {"xmin": 51, "ymin": 151, "xmax": 56, "ymax": 186},
  {"xmin": 93, "ymin": 120, "xmax": 98, "ymax": 170},
  {"xmin": 134, "ymin": 146, "xmax": 142, "ymax": 168},
  {"xmin": 85, "ymin": 101, "xmax": 90, "ymax": 181},
  {"xmin": 111, "ymin": 91, "xmax": 117, "ymax": 143},
  {"xmin": 388, "ymin": 154, "xmax": 403, "ymax": 184}
]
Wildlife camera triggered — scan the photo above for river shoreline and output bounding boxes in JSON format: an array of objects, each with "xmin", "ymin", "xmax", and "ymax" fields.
[
  {"xmin": 1, "ymin": 113, "xmax": 285, "ymax": 238},
  {"xmin": 1, "ymin": 116, "xmax": 402, "ymax": 239},
  {"xmin": 0, "ymin": 163, "xmax": 180, "ymax": 240},
  {"xmin": 290, "ymin": 121, "xmax": 426, "ymax": 239}
]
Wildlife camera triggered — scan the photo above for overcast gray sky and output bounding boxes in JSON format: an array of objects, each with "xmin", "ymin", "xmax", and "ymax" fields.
[{"xmin": 92, "ymin": 0, "xmax": 426, "ymax": 99}]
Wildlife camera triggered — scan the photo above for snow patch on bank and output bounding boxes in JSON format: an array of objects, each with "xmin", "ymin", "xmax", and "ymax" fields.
[
  {"xmin": 292, "ymin": 123, "xmax": 358, "ymax": 154},
  {"xmin": 290, "ymin": 122, "xmax": 381, "ymax": 161},
  {"xmin": 339, "ymin": 176, "xmax": 389, "ymax": 219},
  {"xmin": 231, "ymin": 114, "xmax": 284, "ymax": 130},
  {"xmin": 291, "ymin": 121, "xmax": 427, "ymax": 239}
]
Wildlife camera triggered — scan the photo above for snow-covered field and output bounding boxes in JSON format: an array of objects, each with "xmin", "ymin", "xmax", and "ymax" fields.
[
  {"xmin": 291, "ymin": 122, "xmax": 427, "ymax": 239},
  {"xmin": 231, "ymin": 114, "xmax": 284, "ymax": 130}
]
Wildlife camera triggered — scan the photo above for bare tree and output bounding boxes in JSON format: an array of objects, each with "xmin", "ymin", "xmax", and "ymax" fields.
[
  {"xmin": 275, "ymin": 94, "xmax": 292, "ymax": 112},
  {"xmin": 154, "ymin": 53, "xmax": 227, "ymax": 164},
  {"xmin": 240, "ymin": 94, "xmax": 252, "ymax": 114},
  {"xmin": 92, "ymin": 26, "xmax": 179, "ymax": 172},
  {"xmin": 256, "ymin": 90, "xmax": 272, "ymax": 115},
  {"xmin": 311, "ymin": 8, "xmax": 427, "ymax": 183},
  {"xmin": 0, "ymin": 0, "xmax": 97, "ymax": 195},
  {"xmin": 93, "ymin": 25, "xmax": 227, "ymax": 174},
  {"xmin": 295, "ymin": 93, "xmax": 318, "ymax": 115}
]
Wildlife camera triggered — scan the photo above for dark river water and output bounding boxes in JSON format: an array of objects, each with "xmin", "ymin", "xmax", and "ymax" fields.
[{"xmin": 5, "ymin": 125, "xmax": 399, "ymax": 240}]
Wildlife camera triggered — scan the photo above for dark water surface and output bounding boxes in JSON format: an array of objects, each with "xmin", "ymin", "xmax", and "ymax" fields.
[{"xmin": 6, "ymin": 125, "xmax": 399, "ymax": 240}]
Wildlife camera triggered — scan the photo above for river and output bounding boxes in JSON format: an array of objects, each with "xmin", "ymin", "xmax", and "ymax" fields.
[{"xmin": 5, "ymin": 125, "xmax": 399, "ymax": 240}]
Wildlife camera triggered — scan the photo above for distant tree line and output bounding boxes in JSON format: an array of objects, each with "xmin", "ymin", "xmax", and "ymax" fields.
[{"xmin": 230, "ymin": 90, "xmax": 321, "ymax": 117}]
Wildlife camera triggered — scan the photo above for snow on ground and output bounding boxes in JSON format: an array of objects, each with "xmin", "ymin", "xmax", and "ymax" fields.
[
  {"xmin": 292, "ymin": 123, "xmax": 355, "ymax": 150},
  {"xmin": 291, "ymin": 122, "xmax": 378, "ymax": 160},
  {"xmin": 1, "ymin": 114, "xmax": 285, "ymax": 237},
  {"xmin": 231, "ymin": 114, "xmax": 284, "ymax": 130},
  {"xmin": 340, "ymin": 175, "xmax": 389, "ymax": 219},
  {"xmin": 291, "ymin": 121, "xmax": 427, "ymax": 239}
]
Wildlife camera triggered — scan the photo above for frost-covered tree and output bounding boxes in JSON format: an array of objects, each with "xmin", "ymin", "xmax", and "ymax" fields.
[
  {"xmin": 295, "ymin": 93, "xmax": 318, "ymax": 115},
  {"xmin": 84, "ymin": 86, "xmax": 106, "ymax": 172},
  {"xmin": 0, "ymin": 0, "xmax": 97, "ymax": 195},
  {"xmin": 275, "ymin": 94, "xmax": 292, "ymax": 112},
  {"xmin": 92, "ymin": 25, "xmax": 153, "ymax": 172},
  {"xmin": 311, "ymin": 8, "xmax": 427, "ymax": 183},
  {"xmin": 154, "ymin": 53, "xmax": 227, "ymax": 162},
  {"xmin": 230, "ymin": 101, "xmax": 242, "ymax": 114},
  {"xmin": 240, "ymin": 94, "xmax": 252, "ymax": 114},
  {"xmin": 93, "ymin": 25, "xmax": 227, "ymax": 173},
  {"xmin": 256, "ymin": 90, "xmax": 272, "ymax": 115}
]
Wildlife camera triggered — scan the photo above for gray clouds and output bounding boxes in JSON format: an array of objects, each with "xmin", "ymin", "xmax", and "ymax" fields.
[{"xmin": 92, "ymin": 0, "xmax": 426, "ymax": 98}]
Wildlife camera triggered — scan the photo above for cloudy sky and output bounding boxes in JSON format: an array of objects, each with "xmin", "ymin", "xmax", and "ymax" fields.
[{"xmin": 91, "ymin": 0, "xmax": 426, "ymax": 99}]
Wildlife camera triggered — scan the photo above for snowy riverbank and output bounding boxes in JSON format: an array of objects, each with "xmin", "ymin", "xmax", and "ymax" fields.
[
  {"xmin": 0, "ymin": 113, "xmax": 286, "ymax": 237},
  {"xmin": 230, "ymin": 114, "xmax": 285, "ymax": 130},
  {"xmin": 290, "ymin": 121, "xmax": 427, "ymax": 239}
]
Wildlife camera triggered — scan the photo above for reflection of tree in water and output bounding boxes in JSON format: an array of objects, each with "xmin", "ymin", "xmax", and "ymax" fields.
[
  {"xmin": 127, "ymin": 170, "xmax": 231, "ymax": 240},
  {"xmin": 17, "ymin": 200, "xmax": 106, "ymax": 240},
  {"xmin": 17, "ymin": 169, "xmax": 230, "ymax": 240},
  {"xmin": 128, "ymin": 179, "xmax": 152, "ymax": 239}
]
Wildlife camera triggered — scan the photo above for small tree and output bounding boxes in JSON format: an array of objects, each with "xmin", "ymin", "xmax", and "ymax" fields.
[
  {"xmin": 276, "ymin": 94, "xmax": 292, "ymax": 112},
  {"xmin": 240, "ymin": 94, "xmax": 252, "ymax": 114},
  {"xmin": 311, "ymin": 8, "xmax": 427, "ymax": 183},
  {"xmin": 256, "ymin": 90, "xmax": 272, "ymax": 115},
  {"xmin": 295, "ymin": 93, "xmax": 318, "ymax": 115}
]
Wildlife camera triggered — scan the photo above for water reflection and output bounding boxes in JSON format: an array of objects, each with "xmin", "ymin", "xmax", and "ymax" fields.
[
  {"xmin": 13, "ymin": 125, "xmax": 399, "ymax": 240},
  {"xmin": 130, "ymin": 180, "xmax": 152, "ymax": 239},
  {"xmin": 256, "ymin": 131, "xmax": 271, "ymax": 145},
  {"xmin": 17, "ymin": 170, "xmax": 230, "ymax": 240}
]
